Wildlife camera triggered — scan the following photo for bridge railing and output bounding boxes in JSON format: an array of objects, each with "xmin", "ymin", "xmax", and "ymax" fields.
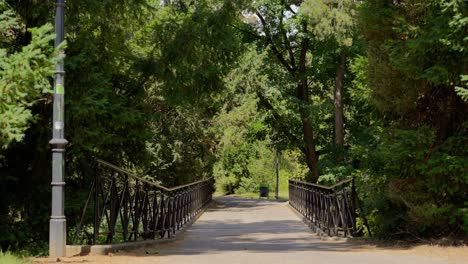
[
  {"xmin": 72, "ymin": 159, "xmax": 214, "ymax": 245},
  {"xmin": 289, "ymin": 178, "xmax": 357, "ymax": 237}
]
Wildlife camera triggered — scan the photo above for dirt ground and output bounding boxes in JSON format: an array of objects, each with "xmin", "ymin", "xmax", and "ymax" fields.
[{"xmin": 33, "ymin": 243, "xmax": 468, "ymax": 264}]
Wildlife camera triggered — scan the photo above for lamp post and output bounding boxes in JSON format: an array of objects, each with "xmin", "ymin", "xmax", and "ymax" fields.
[
  {"xmin": 275, "ymin": 150, "xmax": 280, "ymax": 200},
  {"xmin": 49, "ymin": 0, "xmax": 67, "ymax": 257}
]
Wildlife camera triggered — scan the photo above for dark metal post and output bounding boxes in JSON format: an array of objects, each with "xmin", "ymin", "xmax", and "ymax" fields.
[
  {"xmin": 49, "ymin": 0, "xmax": 67, "ymax": 257},
  {"xmin": 275, "ymin": 150, "xmax": 280, "ymax": 199},
  {"xmin": 351, "ymin": 177, "xmax": 357, "ymax": 235}
]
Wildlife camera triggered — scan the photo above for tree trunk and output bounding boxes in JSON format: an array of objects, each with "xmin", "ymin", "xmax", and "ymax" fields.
[
  {"xmin": 297, "ymin": 37, "xmax": 319, "ymax": 183},
  {"xmin": 297, "ymin": 81, "xmax": 319, "ymax": 183},
  {"xmin": 334, "ymin": 53, "xmax": 346, "ymax": 147},
  {"xmin": 302, "ymin": 117, "xmax": 319, "ymax": 182}
]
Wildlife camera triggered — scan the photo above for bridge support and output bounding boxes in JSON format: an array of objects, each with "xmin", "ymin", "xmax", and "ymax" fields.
[{"xmin": 49, "ymin": 0, "xmax": 67, "ymax": 257}]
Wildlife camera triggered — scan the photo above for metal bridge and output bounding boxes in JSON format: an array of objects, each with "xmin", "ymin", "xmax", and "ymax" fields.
[
  {"xmin": 68, "ymin": 159, "xmax": 366, "ymax": 249},
  {"xmin": 58, "ymin": 163, "xmax": 459, "ymax": 264}
]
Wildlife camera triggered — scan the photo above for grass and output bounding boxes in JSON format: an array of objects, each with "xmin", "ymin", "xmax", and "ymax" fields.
[{"xmin": 0, "ymin": 251, "xmax": 31, "ymax": 264}]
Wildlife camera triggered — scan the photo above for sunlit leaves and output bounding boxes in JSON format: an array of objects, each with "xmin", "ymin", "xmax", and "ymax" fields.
[
  {"xmin": 301, "ymin": 0, "xmax": 356, "ymax": 47},
  {"xmin": 0, "ymin": 20, "xmax": 58, "ymax": 148}
]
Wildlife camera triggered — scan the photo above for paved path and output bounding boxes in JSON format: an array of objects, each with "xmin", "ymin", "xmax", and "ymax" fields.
[{"xmin": 49, "ymin": 197, "xmax": 467, "ymax": 264}]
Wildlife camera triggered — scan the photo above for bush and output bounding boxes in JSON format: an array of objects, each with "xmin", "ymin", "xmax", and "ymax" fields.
[{"xmin": 353, "ymin": 126, "xmax": 468, "ymax": 239}]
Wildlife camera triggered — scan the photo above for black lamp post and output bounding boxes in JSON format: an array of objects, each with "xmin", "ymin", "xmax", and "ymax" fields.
[{"xmin": 49, "ymin": 0, "xmax": 67, "ymax": 257}]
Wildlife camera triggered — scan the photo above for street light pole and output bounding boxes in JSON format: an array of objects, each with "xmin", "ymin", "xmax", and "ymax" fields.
[
  {"xmin": 275, "ymin": 150, "xmax": 280, "ymax": 200},
  {"xmin": 49, "ymin": 0, "xmax": 67, "ymax": 257}
]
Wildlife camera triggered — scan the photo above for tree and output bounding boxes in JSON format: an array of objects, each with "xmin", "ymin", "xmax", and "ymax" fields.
[
  {"xmin": 212, "ymin": 47, "xmax": 271, "ymax": 193},
  {"xmin": 354, "ymin": 0, "xmax": 468, "ymax": 238},
  {"xmin": 142, "ymin": 0, "xmax": 243, "ymax": 106},
  {"xmin": 136, "ymin": 0, "xmax": 244, "ymax": 185},
  {"xmin": 0, "ymin": 1, "xmax": 59, "ymax": 149},
  {"xmin": 0, "ymin": 0, "xmax": 154, "ymax": 252},
  {"xmin": 301, "ymin": 0, "xmax": 359, "ymax": 147},
  {"xmin": 243, "ymin": 0, "xmax": 320, "ymax": 181},
  {"xmin": 359, "ymin": 0, "xmax": 467, "ymax": 139},
  {"xmin": 0, "ymin": 0, "xmax": 59, "ymax": 252}
]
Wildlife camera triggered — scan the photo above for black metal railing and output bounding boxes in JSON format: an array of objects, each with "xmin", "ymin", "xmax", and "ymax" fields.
[
  {"xmin": 289, "ymin": 178, "xmax": 359, "ymax": 237},
  {"xmin": 72, "ymin": 159, "xmax": 214, "ymax": 245}
]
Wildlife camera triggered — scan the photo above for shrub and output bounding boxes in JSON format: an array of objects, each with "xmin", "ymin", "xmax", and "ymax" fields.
[{"xmin": 354, "ymin": 127, "xmax": 468, "ymax": 238}]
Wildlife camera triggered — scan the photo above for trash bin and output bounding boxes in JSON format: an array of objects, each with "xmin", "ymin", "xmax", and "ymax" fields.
[{"xmin": 259, "ymin": 186, "xmax": 269, "ymax": 198}]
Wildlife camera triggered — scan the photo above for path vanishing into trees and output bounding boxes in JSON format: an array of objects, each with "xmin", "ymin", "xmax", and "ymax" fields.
[{"xmin": 36, "ymin": 197, "xmax": 467, "ymax": 264}]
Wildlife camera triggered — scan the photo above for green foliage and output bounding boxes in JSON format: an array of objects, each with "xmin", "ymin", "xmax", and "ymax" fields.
[
  {"xmin": 0, "ymin": 251, "xmax": 31, "ymax": 264},
  {"xmin": 461, "ymin": 203, "xmax": 468, "ymax": 233},
  {"xmin": 0, "ymin": 3, "xmax": 58, "ymax": 253},
  {"xmin": 145, "ymin": 104, "xmax": 216, "ymax": 186},
  {"xmin": 455, "ymin": 75, "xmax": 468, "ymax": 102},
  {"xmin": 0, "ymin": 2, "xmax": 20, "ymax": 47},
  {"xmin": 353, "ymin": 127, "xmax": 468, "ymax": 237},
  {"xmin": 142, "ymin": 0, "xmax": 242, "ymax": 105},
  {"xmin": 212, "ymin": 92, "xmax": 270, "ymax": 193},
  {"xmin": 212, "ymin": 46, "xmax": 307, "ymax": 194},
  {"xmin": 359, "ymin": 0, "xmax": 467, "ymax": 133},
  {"xmin": 1, "ymin": 0, "xmax": 150, "ymax": 254},
  {"xmin": 301, "ymin": 0, "xmax": 356, "ymax": 47},
  {"xmin": 0, "ymin": 1, "xmax": 59, "ymax": 148},
  {"xmin": 64, "ymin": 0, "xmax": 152, "ymax": 166},
  {"xmin": 353, "ymin": 1, "xmax": 467, "ymax": 238}
]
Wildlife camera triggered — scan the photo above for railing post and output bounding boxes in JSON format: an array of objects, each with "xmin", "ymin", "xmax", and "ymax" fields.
[
  {"xmin": 107, "ymin": 175, "xmax": 117, "ymax": 243},
  {"xmin": 93, "ymin": 164, "xmax": 100, "ymax": 244},
  {"xmin": 159, "ymin": 193, "xmax": 165, "ymax": 238},
  {"xmin": 122, "ymin": 176, "xmax": 129, "ymax": 241},
  {"xmin": 351, "ymin": 177, "xmax": 357, "ymax": 235},
  {"xmin": 334, "ymin": 190, "xmax": 339, "ymax": 236},
  {"xmin": 171, "ymin": 195, "xmax": 176, "ymax": 236}
]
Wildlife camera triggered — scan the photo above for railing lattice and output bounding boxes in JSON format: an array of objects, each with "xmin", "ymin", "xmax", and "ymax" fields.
[
  {"xmin": 289, "ymin": 178, "xmax": 358, "ymax": 237},
  {"xmin": 72, "ymin": 159, "xmax": 214, "ymax": 245}
]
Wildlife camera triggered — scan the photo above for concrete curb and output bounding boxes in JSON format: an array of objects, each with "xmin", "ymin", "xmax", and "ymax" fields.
[
  {"xmin": 66, "ymin": 201, "xmax": 213, "ymax": 256},
  {"xmin": 286, "ymin": 202, "xmax": 351, "ymax": 242}
]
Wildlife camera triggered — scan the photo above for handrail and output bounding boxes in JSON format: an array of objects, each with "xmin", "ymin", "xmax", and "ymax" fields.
[
  {"xmin": 95, "ymin": 158, "xmax": 213, "ymax": 193},
  {"xmin": 95, "ymin": 159, "xmax": 171, "ymax": 191},
  {"xmin": 289, "ymin": 178, "xmax": 353, "ymax": 190}
]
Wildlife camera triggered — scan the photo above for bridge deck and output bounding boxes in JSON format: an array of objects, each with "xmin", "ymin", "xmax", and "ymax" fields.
[{"xmin": 47, "ymin": 197, "xmax": 466, "ymax": 264}]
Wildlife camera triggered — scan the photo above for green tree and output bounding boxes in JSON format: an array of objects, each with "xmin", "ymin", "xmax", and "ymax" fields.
[
  {"xmin": 354, "ymin": 0, "xmax": 468, "ymax": 238},
  {"xmin": 241, "ymin": 0, "xmax": 322, "ymax": 181},
  {"xmin": 211, "ymin": 47, "xmax": 270, "ymax": 193},
  {"xmin": 301, "ymin": 0, "xmax": 358, "ymax": 148},
  {"xmin": 0, "ymin": 1, "xmax": 59, "ymax": 149},
  {"xmin": 360, "ymin": 0, "xmax": 467, "ymax": 139},
  {"xmin": 0, "ymin": 0, "xmax": 153, "ymax": 253}
]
